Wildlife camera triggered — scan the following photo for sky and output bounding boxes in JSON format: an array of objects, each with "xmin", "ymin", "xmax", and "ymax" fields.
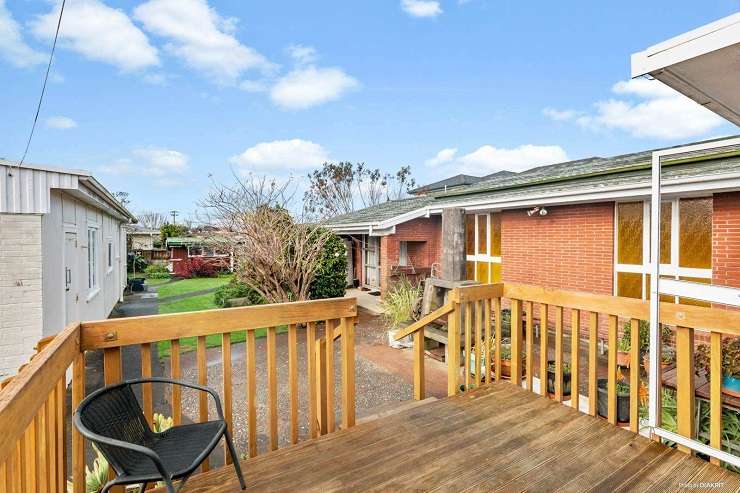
[{"xmin": 1, "ymin": 0, "xmax": 739, "ymax": 221}]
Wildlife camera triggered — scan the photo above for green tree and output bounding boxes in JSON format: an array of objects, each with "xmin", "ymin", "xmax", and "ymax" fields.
[{"xmin": 160, "ymin": 223, "xmax": 187, "ymax": 243}]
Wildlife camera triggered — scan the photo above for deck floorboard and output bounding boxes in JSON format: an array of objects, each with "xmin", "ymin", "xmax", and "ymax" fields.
[{"xmin": 166, "ymin": 383, "xmax": 740, "ymax": 492}]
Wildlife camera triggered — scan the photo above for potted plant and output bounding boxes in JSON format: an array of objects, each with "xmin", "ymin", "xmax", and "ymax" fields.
[
  {"xmin": 546, "ymin": 361, "xmax": 571, "ymax": 397},
  {"xmin": 642, "ymin": 346, "xmax": 676, "ymax": 374},
  {"xmin": 597, "ymin": 369, "xmax": 631, "ymax": 423},
  {"xmin": 616, "ymin": 335, "xmax": 631, "ymax": 368},
  {"xmin": 380, "ymin": 276, "xmax": 421, "ymax": 349},
  {"xmin": 695, "ymin": 338, "xmax": 740, "ymax": 397}
]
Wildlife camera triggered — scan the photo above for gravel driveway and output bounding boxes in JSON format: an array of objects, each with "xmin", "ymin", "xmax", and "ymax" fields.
[{"xmin": 159, "ymin": 308, "xmax": 416, "ymax": 465}]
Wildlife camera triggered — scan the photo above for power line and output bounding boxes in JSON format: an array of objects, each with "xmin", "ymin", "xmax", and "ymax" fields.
[{"xmin": 16, "ymin": 0, "xmax": 66, "ymax": 170}]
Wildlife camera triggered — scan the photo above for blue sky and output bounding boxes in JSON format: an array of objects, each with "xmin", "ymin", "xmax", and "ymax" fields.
[{"xmin": 1, "ymin": 0, "xmax": 738, "ymax": 220}]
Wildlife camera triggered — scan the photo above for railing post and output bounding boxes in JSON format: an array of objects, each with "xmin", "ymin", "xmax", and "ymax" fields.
[
  {"xmin": 571, "ymin": 309, "xmax": 580, "ymax": 411},
  {"xmin": 494, "ymin": 297, "xmax": 502, "ymax": 383},
  {"xmin": 676, "ymin": 326, "xmax": 695, "ymax": 454},
  {"xmin": 511, "ymin": 299, "xmax": 522, "ymax": 387},
  {"xmin": 414, "ymin": 328, "xmax": 425, "ymax": 400},
  {"xmin": 341, "ymin": 317, "xmax": 356, "ymax": 429},
  {"xmin": 72, "ymin": 352, "xmax": 85, "ymax": 493},
  {"xmin": 629, "ymin": 319, "xmax": 640, "ymax": 433},
  {"xmin": 710, "ymin": 332, "xmax": 722, "ymax": 465},
  {"xmin": 608, "ymin": 315, "xmax": 618, "ymax": 425},
  {"xmin": 316, "ymin": 338, "xmax": 328, "ymax": 435},
  {"xmin": 554, "ymin": 306, "xmax": 563, "ymax": 402},
  {"xmin": 539, "ymin": 304, "xmax": 549, "ymax": 396},
  {"xmin": 588, "ymin": 312, "xmax": 598, "ymax": 416},
  {"xmin": 447, "ymin": 300, "xmax": 461, "ymax": 396}
]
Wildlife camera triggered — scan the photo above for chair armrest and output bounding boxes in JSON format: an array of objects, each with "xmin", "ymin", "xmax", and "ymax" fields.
[
  {"xmin": 72, "ymin": 412, "xmax": 172, "ymax": 480},
  {"xmin": 124, "ymin": 377, "xmax": 225, "ymax": 420}
]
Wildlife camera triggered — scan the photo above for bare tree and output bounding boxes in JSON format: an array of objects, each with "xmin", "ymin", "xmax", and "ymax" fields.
[
  {"xmin": 136, "ymin": 210, "xmax": 167, "ymax": 229},
  {"xmin": 303, "ymin": 162, "xmax": 416, "ymax": 219},
  {"xmin": 200, "ymin": 173, "xmax": 331, "ymax": 303}
]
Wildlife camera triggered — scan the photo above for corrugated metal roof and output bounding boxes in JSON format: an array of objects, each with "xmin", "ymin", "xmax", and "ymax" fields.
[
  {"xmin": 0, "ymin": 162, "xmax": 80, "ymax": 214},
  {"xmin": 0, "ymin": 159, "xmax": 135, "ymax": 220}
]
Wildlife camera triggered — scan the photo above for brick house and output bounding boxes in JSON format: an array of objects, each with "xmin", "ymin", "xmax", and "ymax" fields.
[{"xmin": 327, "ymin": 137, "xmax": 740, "ymax": 312}]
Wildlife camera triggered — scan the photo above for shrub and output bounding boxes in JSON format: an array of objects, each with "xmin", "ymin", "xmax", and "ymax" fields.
[
  {"xmin": 181, "ymin": 257, "xmax": 217, "ymax": 278},
  {"xmin": 160, "ymin": 223, "xmax": 187, "ymax": 242},
  {"xmin": 380, "ymin": 276, "xmax": 421, "ymax": 330},
  {"xmin": 214, "ymin": 279, "xmax": 265, "ymax": 307},
  {"xmin": 127, "ymin": 253, "xmax": 148, "ymax": 273},
  {"xmin": 144, "ymin": 264, "xmax": 170, "ymax": 279},
  {"xmin": 309, "ymin": 232, "xmax": 347, "ymax": 300}
]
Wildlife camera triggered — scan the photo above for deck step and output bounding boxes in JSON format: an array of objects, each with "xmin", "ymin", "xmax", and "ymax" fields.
[{"xmin": 356, "ymin": 397, "xmax": 437, "ymax": 425}]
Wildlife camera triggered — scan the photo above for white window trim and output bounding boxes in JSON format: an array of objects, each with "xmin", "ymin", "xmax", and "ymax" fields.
[
  {"xmin": 466, "ymin": 213, "xmax": 502, "ymax": 283},
  {"xmin": 106, "ymin": 238, "xmax": 114, "ymax": 274},
  {"xmin": 614, "ymin": 197, "xmax": 712, "ymax": 301},
  {"xmin": 87, "ymin": 227, "xmax": 99, "ymax": 297},
  {"xmin": 398, "ymin": 241, "xmax": 408, "ymax": 267}
]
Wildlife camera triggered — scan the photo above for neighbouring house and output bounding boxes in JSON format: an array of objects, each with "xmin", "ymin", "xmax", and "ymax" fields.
[
  {"xmin": 166, "ymin": 236, "xmax": 233, "ymax": 277},
  {"xmin": 0, "ymin": 160, "xmax": 135, "ymax": 377},
  {"xmin": 326, "ymin": 136, "xmax": 740, "ymax": 315},
  {"xmin": 126, "ymin": 225, "xmax": 168, "ymax": 265}
]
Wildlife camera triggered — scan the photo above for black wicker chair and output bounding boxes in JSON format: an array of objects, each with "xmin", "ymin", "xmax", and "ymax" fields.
[{"xmin": 74, "ymin": 377, "xmax": 245, "ymax": 493}]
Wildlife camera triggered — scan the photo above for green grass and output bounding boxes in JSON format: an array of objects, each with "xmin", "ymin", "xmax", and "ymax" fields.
[
  {"xmin": 156, "ymin": 327, "xmax": 287, "ymax": 357},
  {"xmin": 156, "ymin": 275, "xmax": 232, "ymax": 298},
  {"xmin": 155, "ymin": 286, "xmax": 285, "ymax": 357}
]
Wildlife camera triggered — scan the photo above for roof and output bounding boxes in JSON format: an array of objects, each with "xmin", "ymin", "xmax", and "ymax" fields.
[
  {"xmin": 410, "ymin": 170, "xmax": 516, "ymax": 195},
  {"xmin": 325, "ymin": 136, "xmax": 740, "ymax": 232},
  {"xmin": 166, "ymin": 236, "xmax": 205, "ymax": 247},
  {"xmin": 0, "ymin": 158, "xmax": 136, "ymax": 221},
  {"xmin": 631, "ymin": 13, "xmax": 740, "ymax": 125}
]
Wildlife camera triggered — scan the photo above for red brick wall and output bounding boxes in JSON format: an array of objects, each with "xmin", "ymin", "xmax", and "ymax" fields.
[
  {"xmin": 712, "ymin": 191, "xmax": 740, "ymax": 290},
  {"xmin": 380, "ymin": 217, "xmax": 442, "ymax": 293}
]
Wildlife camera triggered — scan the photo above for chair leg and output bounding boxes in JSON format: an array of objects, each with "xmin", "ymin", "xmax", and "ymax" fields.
[{"xmin": 224, "ymin": 429, "xmax": 246, "ymax": 490}]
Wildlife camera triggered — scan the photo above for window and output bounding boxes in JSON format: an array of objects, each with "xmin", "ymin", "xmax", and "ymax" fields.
[
  {"xmin": 398, "ymin": 241, "xmax": 408, "ymax": 267},
  {"xmin": 614, "ymin": 198, "xmax": 712, "ymax": 303},
  {"xmin": 88, "ymin": 228, "xmax": 98, "ymax": 290},
  {"xmin": 107, "ymin": 241, "xmax": 113, "ymax": 271},
  {"xmin": 465, "ymin": 213, "xmax": 503, "ymax": 283}
]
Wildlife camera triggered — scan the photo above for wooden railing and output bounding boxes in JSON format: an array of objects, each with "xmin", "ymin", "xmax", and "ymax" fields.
[
  {"xmin": 0, "ymin": 297, "xmax": 357, "ymax": 492},
  {"xmin": 398, "ymin": 282, "xmax": 740, "ymax": 466}
]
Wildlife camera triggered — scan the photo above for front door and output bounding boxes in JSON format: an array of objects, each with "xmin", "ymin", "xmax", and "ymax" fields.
[
  {"xmin": 364, "ymin": 236, "xmax": 380, "ymax": 290},
  {"xmin": 64, "ymin": 232, "xmax": 79, "ymax": 324}
]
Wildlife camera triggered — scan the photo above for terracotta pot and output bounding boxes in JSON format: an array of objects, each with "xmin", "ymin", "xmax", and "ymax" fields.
[
  {"xmin": 617, "ymin": 350, "xmax": 630, "ymax": 368},
  {"xmin": 500, "ymin": 359, "xmax": 512, "ymax": 379},
  {"xmin": 642, "ymin": 353, "xmax": 674, "ymax": 375}
]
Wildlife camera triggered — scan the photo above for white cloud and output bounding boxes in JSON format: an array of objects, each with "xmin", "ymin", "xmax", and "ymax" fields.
[
  {"xmin": 426, "ymin": 144, "xmax": 568, "ymax": 174},
  {"xmin": 287, "ymin": 44, "xmax": 317, "ymax": 65},
  {"xmin": 134, "ymin": 0, "xmax": 273, "ymax": 83},
  {"xmin": 229, "ymin": 139, "xmax": 330, "ymax": 172},
  {"xmin": 31, "ymin": 0, "xmax": 159, "ymax": 72},
  {"xmin": 270, "ymin": 66, "xmax": 359, "ymax": 110},
  {"xmin": 0, "ymin": 0, "xmax": 45, "ymax": 67},
  {"xmin": 545, "ymin": 79, "xmax": 726, "ymax": 140},
  {"xmin": 425, "ymin": 147, "xmax": 457, "ymax": 167},
  {"xmin": 45, "ymin": 116, "xmax": 77, "ymax": 129},
  {"xmin": 542, "ymin": 107, "xmax": 580, "ymax": 122},
  {"xmin": 401, "ymin": 0, "xmax": 442, "ymax": 17},
  {"xmin": 239, "ymin": 79, "xmax": 269, "ymax": 93},
  {"xmin": 101, "ymin": 148, "xmax": 189, "ymax": 179}
]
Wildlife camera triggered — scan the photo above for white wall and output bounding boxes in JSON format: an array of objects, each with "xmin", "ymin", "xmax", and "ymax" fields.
[
  {"xmin": 41, "ymin": 190, "xmax": 127, "ymax": 337},
  {"xmin": 0, "ymin": 214, "xmax": 43, "ymax": 378}
]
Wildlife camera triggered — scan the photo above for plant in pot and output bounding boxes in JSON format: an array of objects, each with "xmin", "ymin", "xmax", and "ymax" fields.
[
  {"xmin": 617, "ymin": 320, "xmax": 651, "ymax": 368},
  {"xmin": 642, "ymin": 345, "xmax": 676, "ymax": 374},
  {"xmin": 597, "ymin": 368, "xmax": 631, "ymax": 423},
  {"xmin": 546, "ymin": 361, "xmax": 571, "ymax": 397},
  {"xmin": 695, "ymin": 338, "xmax": 740, "ymax": 398},
  {"xmin": 616, "ymin": 334, "xmax": 631, "ymax": 368},
  {"xmin": 380, "ymin": 276, "xmax": 422, "ymax": 349}
]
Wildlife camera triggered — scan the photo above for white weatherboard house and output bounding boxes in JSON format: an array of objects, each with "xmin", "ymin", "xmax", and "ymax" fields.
[{"xmin": 0, "ymin": 160, "xmax": 135, "ymax": 377}]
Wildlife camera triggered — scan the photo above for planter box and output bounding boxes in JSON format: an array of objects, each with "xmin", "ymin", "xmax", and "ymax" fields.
[{"xmin": 597, "ymin": 378, "xmax": 630, "ymax": 423}]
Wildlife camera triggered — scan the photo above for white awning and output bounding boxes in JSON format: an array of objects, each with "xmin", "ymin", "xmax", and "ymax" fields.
[{"xmin": 631, "ymin": 13, "xmax": 740, "ymax": 125}]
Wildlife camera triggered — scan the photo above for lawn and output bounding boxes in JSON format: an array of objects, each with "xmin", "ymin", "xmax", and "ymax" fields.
[
  {"xmin": 145, "ymin": 277, "xmax": 171, "ymax": 287},
  {"xmin": 156, "ymin": 285, "xmax": 285, "ymax": 357},
  {"xmin": 156, "ymin": 275, "xmax": 232, "ymax": 298}
]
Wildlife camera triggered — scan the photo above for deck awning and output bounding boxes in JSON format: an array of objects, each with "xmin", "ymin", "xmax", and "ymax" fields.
[{"xmin": 631, "ymin": 13, "xmax": 740, "ymax": 125}]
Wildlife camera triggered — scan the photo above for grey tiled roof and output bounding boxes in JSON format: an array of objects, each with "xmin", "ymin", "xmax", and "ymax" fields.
[
  {"xmin": 326, "ymin": 196, "xmax": 434, "ymax": 226},
  {"xmin": 326, "ymin": 136, "xmax": 740, "ymax": 227}
]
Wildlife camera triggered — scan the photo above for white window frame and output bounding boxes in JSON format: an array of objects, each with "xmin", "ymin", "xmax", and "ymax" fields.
[
  {"xmin": 466, "ymin": 213, "xmax": 502, "ymax": 283},
  {"xmin": 87, "ymin": 227, "xmax": 98, "ymax": 291},
  {"xmin": 398, "ymin": 241, "xmax": 408, "ymax": 267},
  {"xmin": 613, "ymin": 197, "xmax": 712, "ymax": 301}
]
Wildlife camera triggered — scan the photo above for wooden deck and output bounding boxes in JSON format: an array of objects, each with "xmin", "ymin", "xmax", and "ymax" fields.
[{"xmin": 172, "ymin": 383, "xmax": 740, "ymax": 492}]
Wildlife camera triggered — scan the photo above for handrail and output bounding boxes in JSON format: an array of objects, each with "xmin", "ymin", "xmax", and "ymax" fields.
[
  {"xmin": 81, "ymin": 297, "xmax": 357, "ymax": 350},
  {"xmin": 393, "ymin": 301, "xmax": 454, "ymax": 341}
]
